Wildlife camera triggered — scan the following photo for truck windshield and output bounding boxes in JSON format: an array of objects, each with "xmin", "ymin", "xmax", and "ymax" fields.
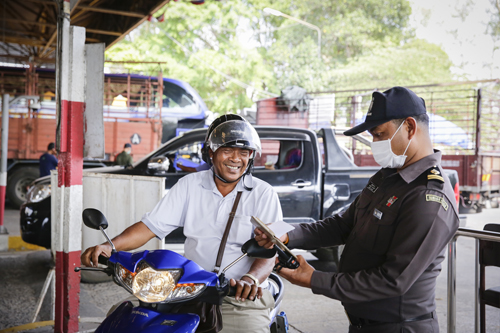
[{"xmin": 162, "ymin": 81, "xmax": 201, "ymax": 117}]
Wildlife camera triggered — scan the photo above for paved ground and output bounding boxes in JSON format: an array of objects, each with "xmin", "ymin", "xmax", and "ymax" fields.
[{"xmin": 1, "ymin": 203, "xmax": 499, "ymax": 332}]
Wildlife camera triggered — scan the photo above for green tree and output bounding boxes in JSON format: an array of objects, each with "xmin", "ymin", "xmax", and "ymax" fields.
[{"xmin": 106, "ymin": 0, "xmax": 453, "ymax": 113}]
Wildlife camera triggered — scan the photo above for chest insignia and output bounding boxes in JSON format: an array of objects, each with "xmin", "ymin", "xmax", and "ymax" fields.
[
  {"xmin": 386, "ymin": 196, "xmax": 398, "ymax": 207},
  {"xmin": 373, "ymin": 208, "xmax": 383, "ymax": 219},
  {"xmin": 426, "ymin": 194, "xmax": 449, "ymax": 210},
  {"xmin": 367, "ymin": 182, "xmax": 378, "ymax": 193}
]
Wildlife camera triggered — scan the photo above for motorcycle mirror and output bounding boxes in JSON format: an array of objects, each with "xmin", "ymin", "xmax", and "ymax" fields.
[
  {"xmin": 82, "ymin": 208, "xmax": 117, "ymax": 253},
  {"xmin": 242, "ymin": 239, "xmax": 276, "ymax": 259},
  {"xmin": 82, "ymin": 208, "xmax": 109, "ymax": 230}
]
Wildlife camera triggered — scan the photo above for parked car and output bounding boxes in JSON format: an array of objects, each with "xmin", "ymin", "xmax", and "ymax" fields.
[{"xmin": 20, "ymin": 126, "xmax": 462, "ymax": 265}]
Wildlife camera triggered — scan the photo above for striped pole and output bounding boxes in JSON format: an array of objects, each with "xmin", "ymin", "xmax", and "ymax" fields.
[
  {"xmin": 0, "ymin": 94, "xmax": 9, "ymax": 236},
  {"xmin": 54, "ymin": 1, "xmax": 85, "ymax": 331}
]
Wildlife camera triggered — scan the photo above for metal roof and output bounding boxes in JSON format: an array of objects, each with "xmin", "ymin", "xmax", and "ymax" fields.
[{"xmin": 0, "ymin": 0, "xmax": 169, "ymax": 65}]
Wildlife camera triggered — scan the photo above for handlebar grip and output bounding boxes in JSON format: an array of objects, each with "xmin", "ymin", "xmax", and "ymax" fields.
[
  {"xmin": 98, "ymin": 255, "xmax": 109, "ymax": 266},
  {"xmin": 227, "ymin": 286, "xmax": 236, "ymax": 297}
]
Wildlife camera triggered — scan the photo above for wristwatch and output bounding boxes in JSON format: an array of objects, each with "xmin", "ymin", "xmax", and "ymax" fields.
[{"xmin": 242, "ymin": 273, "xmax": 259, "ymax": 286}]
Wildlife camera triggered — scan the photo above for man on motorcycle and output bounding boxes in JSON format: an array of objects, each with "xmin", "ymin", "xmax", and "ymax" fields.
[{"xmin": 81, "ymin": 114, "xmax": 282, "ymax": 333}]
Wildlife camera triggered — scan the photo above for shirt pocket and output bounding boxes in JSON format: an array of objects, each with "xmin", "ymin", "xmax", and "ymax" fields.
[
  {"xmin": 227, "ymin": 215, "xmax": 254, "ymax": 246},
  {"xmin": 357, "ymin": 204, "xmax": 398, "ymax": 255}
]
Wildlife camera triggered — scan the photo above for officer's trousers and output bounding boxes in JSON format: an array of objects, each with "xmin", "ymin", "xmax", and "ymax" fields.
[{"xmin": 348, "ymin": 317, "xmax": 439, "ymax": 333}]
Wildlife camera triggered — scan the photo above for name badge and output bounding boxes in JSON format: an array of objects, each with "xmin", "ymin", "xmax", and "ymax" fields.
[{"xmin": 373, "ymin": 208, "xmax": 383, "ymax": 220}]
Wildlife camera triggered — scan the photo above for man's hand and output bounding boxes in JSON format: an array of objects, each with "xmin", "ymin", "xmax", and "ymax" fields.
[
  {"xmin": 275, "ymin": 255, "xmax": 314, "ymax": 288},
  {"xmin": 81, "ymin": 244, "xmax": 113, "ymax": 267},
  {"xmin": 254, "ymin": 227, "xmax": 287, "ymax": 249},
  {"xmin": 229, "ymin": 278, "xmax": 263, "ymax": 301}
]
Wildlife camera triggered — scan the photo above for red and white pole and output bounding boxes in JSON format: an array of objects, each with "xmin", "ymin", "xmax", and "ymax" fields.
[
  {"xmin": 0, "ymin": 94, "xmax": 9, "ymax": 240},
  {"xmin": 53, "ymin": 0, "xmax": 85, "ymax": 331}
]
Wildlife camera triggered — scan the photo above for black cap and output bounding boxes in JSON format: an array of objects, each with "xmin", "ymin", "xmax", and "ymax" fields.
[
  {"xmin": 344, "ymin": 86, "xmax": 427, "ymax": 136},
  {"xmin": 47, "ymin": 142, "xmax": 55, "ymax": 150},
  {"xmin": 124, "ymin": 143, "xmax": 132, "ymax": 148}
]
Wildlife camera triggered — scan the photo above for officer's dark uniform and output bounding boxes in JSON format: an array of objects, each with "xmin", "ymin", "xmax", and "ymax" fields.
[{"xmin": 287, "ymin": 151, "xmax": 459, "ymax": 332}]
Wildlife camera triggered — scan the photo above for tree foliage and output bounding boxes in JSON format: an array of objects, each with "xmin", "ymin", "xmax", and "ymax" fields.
[{"xmin": 106, "ymin": 0, "xmax": 453, "ymax": 114}]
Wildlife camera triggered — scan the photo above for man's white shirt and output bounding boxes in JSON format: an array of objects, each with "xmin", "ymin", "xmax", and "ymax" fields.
[{"xmin": 142, "ymin": 170, "xmax": 283, "ymax": 285}]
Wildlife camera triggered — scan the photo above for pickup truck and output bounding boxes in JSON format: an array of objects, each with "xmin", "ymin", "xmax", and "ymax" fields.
[{"xmin": 20, "ymin": 126, "xmax": 461, "ymax": 267}]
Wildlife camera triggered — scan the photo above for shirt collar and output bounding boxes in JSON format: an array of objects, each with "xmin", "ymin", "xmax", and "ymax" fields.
[
  {"xmin": 200, "ymin": 168, "xmax": 254, "ymax": 194},
  {"xmin": 398, "ymin": 150, "xmax": 442, "ymax": 184}
]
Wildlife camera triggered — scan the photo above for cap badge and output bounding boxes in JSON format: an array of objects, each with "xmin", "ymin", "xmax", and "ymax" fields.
[{"xmin": 386, "ymin": 196, "xmax": 398, "ymax": 207}]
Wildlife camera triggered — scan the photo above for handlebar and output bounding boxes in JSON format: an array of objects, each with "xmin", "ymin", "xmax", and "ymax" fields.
[
  {"xmin": 74, "ymin": 255, "xmax": 112, "ymax": 275},
  {"xmin": 226, "ymin": 284, "xmax": 257, "ymax": 302},
  {"xmin": 98, "ymin": 255, "xmax": 109, "ymax": 266}
]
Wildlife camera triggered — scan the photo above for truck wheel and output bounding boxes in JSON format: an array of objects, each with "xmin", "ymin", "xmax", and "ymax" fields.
[
  {"xmin": 490, "ymin": 199, "xmax": 499, "ymax": 209},
  {"xmin": 7, "ymin": 167, "xmax": 39, "ymax": 208}
]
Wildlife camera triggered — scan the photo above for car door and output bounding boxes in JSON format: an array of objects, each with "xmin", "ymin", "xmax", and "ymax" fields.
[{"xmin": 252, "ymin": 128, "xmax": 322, "ymax": 224}]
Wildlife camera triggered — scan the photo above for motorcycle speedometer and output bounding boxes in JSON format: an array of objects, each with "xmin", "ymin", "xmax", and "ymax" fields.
[{"xmin": 132, "ymin": 263, "xmax": 182, "ymax": 303}]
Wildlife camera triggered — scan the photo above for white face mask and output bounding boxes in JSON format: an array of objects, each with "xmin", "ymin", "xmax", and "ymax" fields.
[{"xmin": 370, "ymin": 120, "xmax": 412, "ymax": 169}]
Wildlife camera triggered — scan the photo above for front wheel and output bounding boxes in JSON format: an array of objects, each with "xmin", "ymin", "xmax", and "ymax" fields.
[{"xmin": 7, "ymin": 167, "xmax": 39, "ymax": 208}]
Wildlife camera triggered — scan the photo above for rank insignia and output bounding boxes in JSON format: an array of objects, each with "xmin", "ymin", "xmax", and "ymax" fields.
[
  {"xmin": 427, "ymin": 166, "xmax": 444, "ymax": 183},
  {"xmin": 386, "ymin": 196, "xmax": 398, "ymax": 207}
]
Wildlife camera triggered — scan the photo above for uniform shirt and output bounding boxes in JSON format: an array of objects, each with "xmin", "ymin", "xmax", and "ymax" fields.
[
  {"xmin": 142, "ymin": 170, "xmax": 283, "ymax": 283},
  {"xmin": 115, "ymin": 151, "xmax": 133, "ymax": 166},
  {"xmin": 288, "ymin": 150, "xmax": 459, "ymax": 322},
  {"xmin": 39, "ymin": 152, "xmax": 58, "ymax": 177}
]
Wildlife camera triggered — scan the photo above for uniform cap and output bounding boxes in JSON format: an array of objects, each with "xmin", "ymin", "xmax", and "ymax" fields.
[
  {"xmin": 124, "ymin": 143, "xmax": 132, "ymax": 148},
  {"xmin": 344, "ymin": 86, "xmax": 427, "ymax": 136}
]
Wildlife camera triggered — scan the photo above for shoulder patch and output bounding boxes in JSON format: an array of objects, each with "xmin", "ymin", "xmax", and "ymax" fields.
[
  {"xmin": 427, "ymin": 166, "xmax": 444, "ymax": 183},
  {"xmin": 426, "ymin": 194, "xmax": 448, "ymax": 210}
]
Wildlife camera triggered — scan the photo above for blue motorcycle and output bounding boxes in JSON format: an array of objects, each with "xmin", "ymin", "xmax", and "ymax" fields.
[{"xmin": 76, "ymin": 208, "xmax": 294, "ymax": 333}]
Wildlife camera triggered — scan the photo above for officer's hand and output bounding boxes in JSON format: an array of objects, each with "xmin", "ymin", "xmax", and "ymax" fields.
[
  {"xmin": 275, "ymin": 255, "xmax": 313, "ymax": 288},
  {"xmin": 254, "ymin": 228, "xmax": 287, "ymax": 249},
  {"xmin": 230, "ymin": 278, "xmax": 262, "ymax": 301},
  {"xmin": 81, "ymin": 244, "xmax": 112, "ymax": 267}
]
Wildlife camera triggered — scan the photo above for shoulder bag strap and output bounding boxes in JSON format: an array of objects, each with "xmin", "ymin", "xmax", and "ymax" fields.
[{"xmin": 213, "ymin": 191, "xmax": 243, "ymax": 273}]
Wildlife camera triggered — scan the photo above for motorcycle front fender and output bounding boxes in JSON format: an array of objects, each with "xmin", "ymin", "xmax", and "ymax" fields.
[{"xmin": 95, "ymin": 301, "xmax": 200, "ymax": 333}]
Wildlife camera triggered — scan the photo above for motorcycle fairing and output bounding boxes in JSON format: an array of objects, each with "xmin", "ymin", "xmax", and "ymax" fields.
[
  {"xmin": 95, "ymin": 301, "xmax": 200, "ymax": 333},
  {"xmin": 109, "ymin": 249, "xmax": 219, "ymax": 286}
]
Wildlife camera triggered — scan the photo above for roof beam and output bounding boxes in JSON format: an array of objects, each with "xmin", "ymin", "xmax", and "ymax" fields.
[
  {"xmin": 4, "ymin": 0, "xmax": 56, "ymax": 5},
  {"xmin": 0, "ymin": 18, "xmax": 122, "ymax": 36},
  {"xmin": 75, "ymin": 6, "xmax": 146, "ymax": 18},
  {"xmin": 1, "ymin": 36, "xmax": 51, "ymax": 47},
  {"xmin": 0, "ymin": 18, "xmax": 57, "ymax": 29}
]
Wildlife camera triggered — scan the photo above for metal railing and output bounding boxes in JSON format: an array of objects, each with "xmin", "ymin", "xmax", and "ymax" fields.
[{"xmin": 447, "ymin": 227, "xmax": 500, "ymax": 333}]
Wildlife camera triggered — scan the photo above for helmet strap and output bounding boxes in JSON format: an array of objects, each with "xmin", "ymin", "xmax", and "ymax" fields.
[{"xmin": 211, "ymin": 159, "xmax": 254, "ymax": 191}]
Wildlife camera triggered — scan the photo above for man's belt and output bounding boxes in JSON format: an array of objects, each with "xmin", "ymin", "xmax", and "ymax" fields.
[{"xmin": 346, "ymin": 312, "xmax": 434, "ymax": 328}]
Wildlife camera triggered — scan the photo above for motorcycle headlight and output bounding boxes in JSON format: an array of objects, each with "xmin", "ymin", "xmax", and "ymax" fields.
[
  {"xmin": 116, "ymin": 261, "xmax": 207, "ymax": 303},
  {"xmin": 26, "ymin": 184, "xmax": 51, "ymax": 203},
  {"xmin": 133, "ymin": 266, "xmax": 181, "ymax": 303}
]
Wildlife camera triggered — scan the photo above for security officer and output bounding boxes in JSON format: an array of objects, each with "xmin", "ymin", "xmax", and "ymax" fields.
[
  {"xmin": 115, "ymin": 143, "xmax": 133, "ymax": 167},
  {"xmin": 255, "ymin": 86, "xmax": 460, "ymax": 332}
]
